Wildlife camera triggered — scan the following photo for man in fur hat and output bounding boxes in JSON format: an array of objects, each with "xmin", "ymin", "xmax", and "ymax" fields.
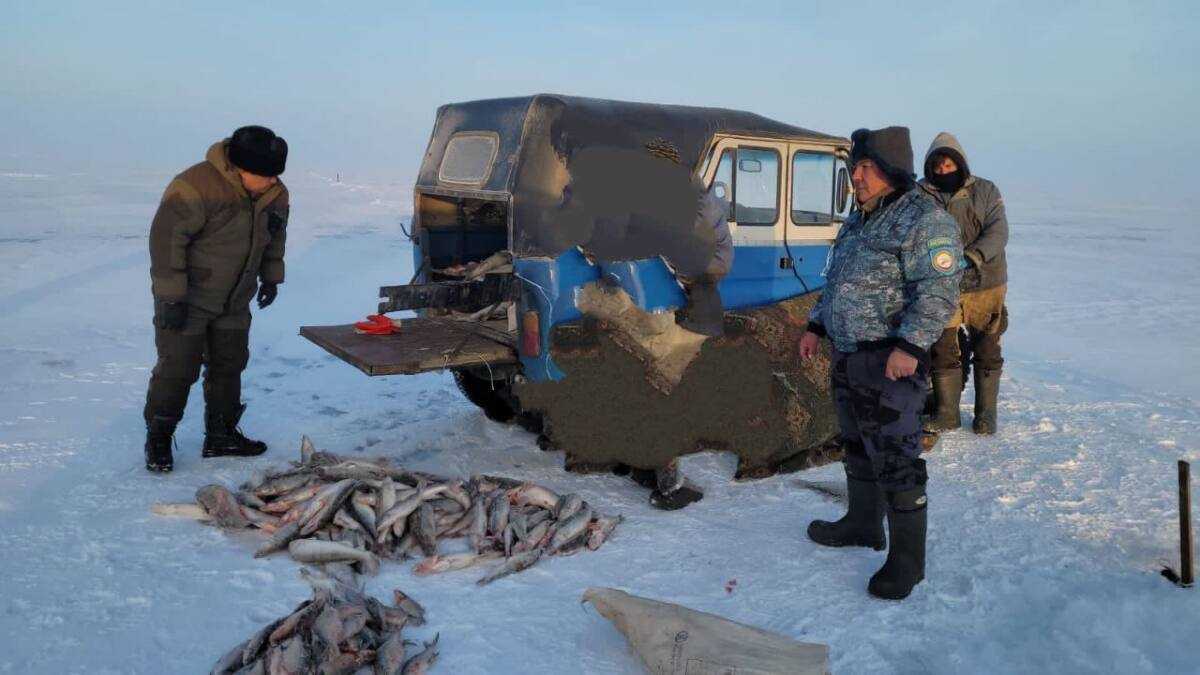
[
  {"xmin": 799, "ymin": 126, "xmax": 962, "ymax": 599},
  {"xmin": 143, "ymin": 125, "xmax": 289, "ymax": 472}
]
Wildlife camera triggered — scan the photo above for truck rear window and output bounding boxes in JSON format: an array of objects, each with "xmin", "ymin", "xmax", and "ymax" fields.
[{"xmin": 439, "ymin": 132, "xmax": 498, "ymax": 185}]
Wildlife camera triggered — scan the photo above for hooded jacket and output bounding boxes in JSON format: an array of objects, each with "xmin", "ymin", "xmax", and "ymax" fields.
[
  {"xmin": 919, "ymin": 132, "xmax": 1007, "ymax": 291},
  {"xmin": 149, "ymin": 141, "xmax": 289, "ymax": 315}
]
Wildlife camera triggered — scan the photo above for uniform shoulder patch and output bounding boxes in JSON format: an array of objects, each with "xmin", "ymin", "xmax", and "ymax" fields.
[{"xmin": 929, "ymin": 246, "xmax": 958, "ymax": 275}]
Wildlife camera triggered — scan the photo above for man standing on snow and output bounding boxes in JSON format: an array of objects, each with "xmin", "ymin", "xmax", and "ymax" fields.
[
  {"xmin": 799, "ymin": 127, "xmax": 962, "ymax": 599},
  {"xmin": 621, "ymin": 183, "xmax": 732, "ymax": 510},
  {"xmin": 919, "ymin": 133, "xmax": 1009, "ymax": 436},
  {"xmin": 143, "ymin": 126, "xmax": 289, "ymax": 473}
]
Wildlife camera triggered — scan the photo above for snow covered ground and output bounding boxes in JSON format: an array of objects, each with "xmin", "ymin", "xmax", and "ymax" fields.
[{"xmin": 0, "ymin": 169, "xmax": 1197, "ymax": 674}]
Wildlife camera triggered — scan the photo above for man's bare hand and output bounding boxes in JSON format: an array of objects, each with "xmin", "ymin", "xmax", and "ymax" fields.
[
  {"xmin": 884, "ymin": 348, "xmax": 919, "ymax": 380},
  {"xmin": 800, "ymin": 331, "xmax": 821, "ymax": 361}
]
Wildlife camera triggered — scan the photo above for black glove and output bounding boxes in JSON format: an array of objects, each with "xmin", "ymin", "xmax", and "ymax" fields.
[
  {"xmin": 257, "ymin": 283, "xmax": 278, "ymax": 309},
  {"xmin": 156, "ymin": 301, "xmax": 188, "ymax": 331}
]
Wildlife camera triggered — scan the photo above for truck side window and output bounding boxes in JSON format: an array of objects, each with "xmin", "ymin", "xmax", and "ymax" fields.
[
  {"xmin": 734, "ymin": 147, "xmax": 779, "ymax": 225},
  {"xmin": 791, "ymin": 151, "xmax": 835, "ymax": 225}
]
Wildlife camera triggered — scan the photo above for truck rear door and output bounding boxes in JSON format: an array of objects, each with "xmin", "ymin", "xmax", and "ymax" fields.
[{"xmin": 300, "ymin": 317, "xmax": 516, "ymax": 376}]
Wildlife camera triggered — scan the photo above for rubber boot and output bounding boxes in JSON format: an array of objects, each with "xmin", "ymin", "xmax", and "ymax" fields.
[
  {"xmin": 203, "ymin": 404, "xmax": 268, "ymax": 458},
  {"xmin": 923, "ymin": 371, "xmax": 963, "ymax": 433},
  {"xmin": 807, "ymin": 471, "xmax": 886, "ymax": 550},
  {"xmin": 972, "ymin": 368, "xmax": 1001, "ymax": 435},
  {"xmin": 649, "ymin": 461, "xmax": 704, "ymax": 510},
  {"xmin": 868, "ymin": 487, "xmax": 927, "ymax": 600},
  {"xmin": 144, "ymin": 414, "xmax": 179, "ymax": 473}
]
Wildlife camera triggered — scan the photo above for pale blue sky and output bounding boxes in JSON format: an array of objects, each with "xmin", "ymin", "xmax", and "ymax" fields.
[{"xmin": 4, "ymin": 1, "xmax": 1197, "ymax": 205}]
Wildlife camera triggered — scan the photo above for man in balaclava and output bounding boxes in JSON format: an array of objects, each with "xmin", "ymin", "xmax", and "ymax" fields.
[
  {"xmin": 919, "ymin": 133, "xmax": 1009, "ymax": 437},
  {"xmin": 143, "ymin": 125, "xmax": 289, "ymax": 472},
  {"xmin": 799, "ymin": 126, "xmax": 962, "ymax": 599}
]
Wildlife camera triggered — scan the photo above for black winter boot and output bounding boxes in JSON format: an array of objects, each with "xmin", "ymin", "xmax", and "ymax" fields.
[
  {"xmin": 868, "ymin": 487, "xmax": 927, "ymax": 600},
  {"xmin": 649, "ymin": 481, "xmax": 704, "ymax": 510},
  {"xmin": 648, "ymin": 461, "xmax": 704, "ymax": 510},
  {"xmin": 144, "ymin": 415, "xmax": 179, "ymax": 473},
  {"xmin": 972, "ymin": 368, "xmax": 1001, "ymax": 435},
  {"xmin": 203, "ymin": 404, "xmax": 268, "ymax": 458},
  {"xmin": 807, "ymin": 471, "xmax": 886, "ymax": 550},
  {"xmin": 923, "ymin": 371, "xmax": 963, "ymax": 433}
]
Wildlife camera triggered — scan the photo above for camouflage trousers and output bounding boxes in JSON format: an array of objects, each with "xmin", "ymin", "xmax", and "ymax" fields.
[
  {"xmin": 831, "ymin": 346, "xmax": 928, "ymax": 492},
  {"xmin": 144, "ymin": 304, "xmax": 251, "ymax": 425}
]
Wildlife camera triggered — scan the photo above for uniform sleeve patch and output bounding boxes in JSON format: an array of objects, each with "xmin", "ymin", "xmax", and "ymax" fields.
[
  {"xmin": 930, "ymin": 247, "xmax": 958, "ymax": 275},
  {"xmin": 926, "ymin": 236, "xmax": 954, "ymax": 250}
]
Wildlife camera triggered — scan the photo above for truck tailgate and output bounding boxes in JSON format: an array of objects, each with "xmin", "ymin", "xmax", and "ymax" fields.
[{"xmin": 299, "ymin": 318, "xmax": 517, "ymax": 376}]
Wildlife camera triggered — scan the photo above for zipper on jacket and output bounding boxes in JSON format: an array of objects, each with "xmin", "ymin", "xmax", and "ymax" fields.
[{"xmin": 222, "ymin": 195, "xmax": 258, "ymax": 311}]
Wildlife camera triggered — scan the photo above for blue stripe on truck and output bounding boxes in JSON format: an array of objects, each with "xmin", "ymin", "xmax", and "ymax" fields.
[{"xmin": 514, "ymin": 243, "xmax": 831, "ymax": 382}]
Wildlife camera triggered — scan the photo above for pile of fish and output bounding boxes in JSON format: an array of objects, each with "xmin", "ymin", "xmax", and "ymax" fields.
[
  {"xmin": 187, "ymin": 436, "xmax": 624, "ymax": 585},
  {"xmin": 211, "ymin": 566, "xmax": 438, "ymax": 675}
]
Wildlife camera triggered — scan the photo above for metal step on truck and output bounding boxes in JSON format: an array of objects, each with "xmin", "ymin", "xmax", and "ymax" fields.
[{"xmin": 301, "ymin": 94, "xmax": 853, "ymax": 479}]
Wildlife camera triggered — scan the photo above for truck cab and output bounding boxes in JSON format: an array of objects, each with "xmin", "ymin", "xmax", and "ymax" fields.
[{"xmin": 699, "ymin": 133, "xmax": 852, "ymax": 312}]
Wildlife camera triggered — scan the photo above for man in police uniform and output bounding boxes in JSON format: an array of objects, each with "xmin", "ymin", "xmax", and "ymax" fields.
[
  {"xmin": 143, "ymin": 126, "xmax": 289, "ymax": 472},
  {"xmin": 799, "ymin": 127, "xmax": 962, "ymax": 599},
  {"xmin": 919, "ymin": 132, "xmax": 1009, "ymax": 436}
]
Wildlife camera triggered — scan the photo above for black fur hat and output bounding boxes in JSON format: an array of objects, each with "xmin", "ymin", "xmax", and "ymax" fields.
[
  {"xmin": 228, "ymin": 125, "xmax": 287, "ymax": 177},
  {"xmin": 849, "ymin": 126, "xmax": 915, "ymax": 189}
]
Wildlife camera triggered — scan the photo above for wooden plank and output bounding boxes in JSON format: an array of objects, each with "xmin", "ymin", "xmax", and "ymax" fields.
[{"xmin": 299, "ymin": 318, "xmax": 517, "ymax": 376}]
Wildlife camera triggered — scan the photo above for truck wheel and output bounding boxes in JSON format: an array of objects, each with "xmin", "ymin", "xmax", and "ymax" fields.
[{"xmin": 452, "ymin": 369, "xmax": 516, "ymax": 423}]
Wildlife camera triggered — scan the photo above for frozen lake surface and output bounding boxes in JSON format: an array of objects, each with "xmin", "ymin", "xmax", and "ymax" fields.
[{"xmin": 0, "ymin": 170, "xmax": 1196, "ymax": 673}]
